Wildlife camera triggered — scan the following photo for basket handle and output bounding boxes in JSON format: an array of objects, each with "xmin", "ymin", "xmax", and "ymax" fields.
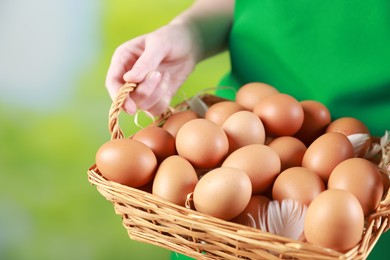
[{"xmin": 108, "ymin": 82, "xmax": 137, "ymax": 140}]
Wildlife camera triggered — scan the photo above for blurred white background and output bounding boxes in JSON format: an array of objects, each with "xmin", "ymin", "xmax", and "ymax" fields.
[{"xmin": 0, "ymin": 0, "xmax": 101, "ymax": 110}]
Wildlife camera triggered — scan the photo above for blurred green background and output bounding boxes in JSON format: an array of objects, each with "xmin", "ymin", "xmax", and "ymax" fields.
[
  {"xmin": 0, "ymin": 0, "xmax": 228, "ymax": 259},
  {"xmin": 1, "ymin": 1, "xmax": 387, "ymax": 260}
]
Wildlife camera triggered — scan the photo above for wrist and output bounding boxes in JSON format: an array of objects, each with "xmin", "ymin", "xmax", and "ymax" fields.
[
  {"xmin": 169, "ymin": 4, "xmax": 232, "ymax": 62},
  {"xmin": 169, "ymin": 18, "xmax": 204, "ymax": 63}
]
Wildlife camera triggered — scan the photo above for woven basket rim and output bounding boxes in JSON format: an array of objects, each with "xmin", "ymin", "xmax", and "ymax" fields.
[
  {"xmin": 88, "ymin": 165, "xmax": 390, "ymax": 260},
  {"xmin": 88, "ymin": 83, "xmax": 390, "ymax": 260}
]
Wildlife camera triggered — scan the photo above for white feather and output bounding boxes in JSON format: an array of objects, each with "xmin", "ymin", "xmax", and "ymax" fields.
[
  {"xmin": 347, "ymin": 133, "xmax": 370, "ymax": 157},
  {"xmin": 259, "ymin": 199, "xmax": 307, "ymax": 240},
  {"xmin": 365, "ymin": 130, "xmax": 390, "ymax": 159}
]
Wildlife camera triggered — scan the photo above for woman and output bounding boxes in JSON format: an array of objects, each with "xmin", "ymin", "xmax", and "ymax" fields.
[{"xmin": 106, "ymin": 1, "xmax": 390, "ymax": 259}]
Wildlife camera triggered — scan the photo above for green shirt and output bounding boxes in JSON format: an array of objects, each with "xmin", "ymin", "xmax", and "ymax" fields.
[
  {"xmin": 219, "ymin": 0, "xmax": 390, "ymax": 137},
  {"xmin": 175, "ymin": 1, "xmax": 389, "ymax": 259},
  {"xmin": 219, "ymin": 1, "xmax": 390, "ymax": 259}
]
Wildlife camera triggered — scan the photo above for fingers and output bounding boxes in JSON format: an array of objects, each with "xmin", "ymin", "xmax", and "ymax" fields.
[
  {"xmin": 123, "ymin": 35, "xmax": 168, "ymax": 83},
  {"xmin": 122, "ymin": 96, "xmax": 138, "ymax": 115},
  {"xmin": 147, "ymin": 94, "xmax": 172, "ymax": 116},
  {"xmin": 106, "ymin": 51, "xmax": 133, "ymax": 101},
  {"xmin": 123, "ymin": 71, "xmax": 161, "ymax": 113},
  {"xmin": 105, "ymin": 63, "xmax": 125, "ymax": 102},
  {"xmin": 130, "ymin": 71, "xmax": 162, "ymax": 104},
  {"xmin": 106, "ymin": 50, "xmax": 137, "ymax": 114},
  {"xmin": 121, "ymin": 71, "xmax": 172, "ymax": 116},
  {"xmin": 132, "ymin": 72, "xmax": 172, "ymax": 115},
  {"xmin": 106, "ymin": 31, "xmax": 174, "ymax": 116}
]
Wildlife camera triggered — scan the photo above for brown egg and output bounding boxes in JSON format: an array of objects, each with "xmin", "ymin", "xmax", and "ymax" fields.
[
  {"xmin": 222, "ymin": 111, "xmax": 266, "ymax": 153},
  {"xmin": 381, "ymin": 171, "xmax": 390, "ymax": 199},
  {"xmin": 304, "ymin": 189, "xmax": 364, "ymax": 253},
  {"xmin": 205, "ymin": 101, "xmax": 245, "ymax": 126},
  {"xmin": 328, "ymin": 158, "xmax": 383, "ymax": 216},
  {"xmin": 231, "ymin": 195, "xmax": 270, "ymax": 228},
  {"xmin": 162, "ymin": 110, "xmax": 199, "ymax": 137},
  {"xmin": 152, "ymin": 155, "xmax": 198, "ymax": 206},
  {"xmin": 302, "ymin": 132, "xmax": 354, "ymax": 183},
  {"xmin": 222, "ymin": 144, "xmax": 281, "ymax": 194},
  {"xmin": 253, "ymin": 93, "xmax": 304, "ymax": 137},
  {"xmin": 272, "ymin": 167, "xmax": 325, "ymax": 206},
  {"xmin": 267, "ymin": 136, "xmax": 307, "ymax": 171},
  {"xmin": 132, "ymin": 126, "xmax": 176, "ymax": 163},
  {"xmin": 95, "ymin": 139, "xmax": 157, "ymax": 188},
  {"xmin": 326, "ymin": 117, "xmax": 370, "ymax": 136},
  {"xmin": 326, "ymin": 117, "xmax": 371, "ymax": 157},
  {"xmin": 236, "ymin": 82, "xmax": 279, "ymax": 111},
  {"xmin": 294, "ymin": 100, "xmax": 331, "ymax": 146},
  {"xmin": 176, "ymin": 118, "xmax": 229, "ymax": 168},
  {"xmin": 193, "ymin": 167, "xmax": 252, "ymax": 220}
]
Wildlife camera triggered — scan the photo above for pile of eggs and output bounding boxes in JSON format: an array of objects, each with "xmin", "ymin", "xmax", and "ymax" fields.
[{"xmin": 95, "ymin": 82, "xmax": 388, "ymax": 253}]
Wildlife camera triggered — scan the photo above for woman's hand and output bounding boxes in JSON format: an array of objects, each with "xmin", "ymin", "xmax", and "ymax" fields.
[
  {"xmin": 105, "ymin": 0, "xmax": 234, "ymax": 116},
  {"xmin": 105, "ymin": 23, "xmax": 199, "ymax": 116}
]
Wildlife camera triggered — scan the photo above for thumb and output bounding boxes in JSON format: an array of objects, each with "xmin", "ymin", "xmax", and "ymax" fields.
[{"xmin": 123, "ymin": 39, "xmax": 167, "ymax": 83}]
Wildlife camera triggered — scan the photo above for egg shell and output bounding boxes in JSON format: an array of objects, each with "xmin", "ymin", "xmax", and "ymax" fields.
[
  {"xmin": 302, "ymin": 132, "xmax": 354, "ymax": 183},
  {"xmin": 236, "ymin": 82, "xmax": 279, "ymax": 111},
  {"xmin": 222, "ymin": 144, "xmax": 281, "ymax": 194},
  {"xmin": 193, "ymin": 167, "xmax": 252, "ymax": 220},
  {"xmin": 381, "ymin": 171, "xmax": 390, "ymax": 199},
  {"xmin": 253, "ymin": 93, "xmax": 304, "ymax": 137},
  {"xmin": 328, "ymin": 157, "xmax": 383, "ymax": 216},
  {"xmin": 152, "ymin": 155, "xmax": 198, "ymax": 207},
  {"xmin": 205, "ymin": 101, "xmax": 245, "ymax": 126},
  {"xmin": 176, "ymin": 118, "xmax": 229, "ymax": 168},
  {"xmin": 132, "ymin": 126, "xmax": 176, "ymax": 163},
  {"xmin": 231, "ymin": 195, "xmax": 270, "ymax": 228},
  {"xmin": 326, "ymin": 117, "xmax": 371, "ymax": 157},
  {"xmin": 162, "ymin": 110, "xmax": 199, "ymax": 137},
  {"xmin": 267, "ymin": 136, "xmax": 307, "ymax": 171},
  {"xmin": 222, "ymin": 110, "xmax": 266, "ymax": 153},
  {"xmin": 95, "ymin": 138, "xmax": 157, "ymax": 188},
  {"xmin": 326, "ymin": 117, "xmax": 370, "ymax": 136},
  {"xmin": 304, "ymin": 189, "xmax": 364, "ymax": 253},
  {"xmin": 272, "ymin": 167, "xmax": 325, "ymax": 206},
  {"xmin": 293, "ymin": 100, "xmax": 331, "ymax": 146}
]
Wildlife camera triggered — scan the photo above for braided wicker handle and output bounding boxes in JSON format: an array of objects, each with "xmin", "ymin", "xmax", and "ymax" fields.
[{"xmin": 108, "ymin": 82, "xmax": 137, "ymax": 140}]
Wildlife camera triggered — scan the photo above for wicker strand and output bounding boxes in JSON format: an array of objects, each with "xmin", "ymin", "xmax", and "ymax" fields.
[{"xmin": 108, "ymin": 82, "xmax": 137, "ymax": 140}]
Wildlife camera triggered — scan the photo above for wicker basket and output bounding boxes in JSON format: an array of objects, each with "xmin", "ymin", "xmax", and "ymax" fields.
[{"xmin": 88, "ymin": 83, "xmax": 390, "ymax": 260}]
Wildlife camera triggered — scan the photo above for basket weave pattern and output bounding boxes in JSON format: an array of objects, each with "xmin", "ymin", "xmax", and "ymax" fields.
[{"xmin": 88, "ymin": 83, "xmax": 390, "ymax": 260}]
